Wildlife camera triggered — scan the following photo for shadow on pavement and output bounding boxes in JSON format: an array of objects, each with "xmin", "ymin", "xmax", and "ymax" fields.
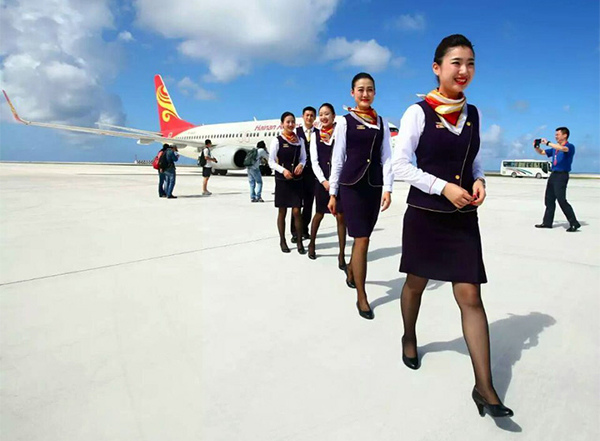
[{"xmin": 419, "ymin": 312, "xmax": 556, "ymax": 433}]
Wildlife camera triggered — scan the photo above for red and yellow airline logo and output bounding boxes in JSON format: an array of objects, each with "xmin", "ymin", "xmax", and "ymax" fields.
[{"xmin": 156, "ymin": 85, "xmax": 180, "ymax": 123}]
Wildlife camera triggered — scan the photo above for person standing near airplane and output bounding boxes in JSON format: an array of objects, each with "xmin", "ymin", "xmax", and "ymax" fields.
[
  {"xmin": 269, "ymin": 111, "xmax": 307, "ymax": 254},
  {"xmin": 157, "ymin": 144, "xmax": 168, "ymax": 198},
  {"xmin": 247, "ymin": 140, "xmax": 269, "ymax": 202},
  {"xmin": 328, "ymin": 73, "xmax": 393, "ymax": 320},
  {"xmin": 307, "ymin": 103, "xmax": 347, "ymax": 268},
  {"xmin": 163, "ymin": 144, "xmax": 179, "ymax": 199},
  {"xmin": 533, "ymin": 127, "xmax": 581, "ymax": 231},
  {"xmin": 202, "ymin": 139, "xmax": 217, "ymax": 196},
  {"xmin": 392, "ymin": 34, "xmax": 513, "ymax": 418},
  {"xmin": 291, "ymin": 106, "xmax": 317, "ymax": 244}
]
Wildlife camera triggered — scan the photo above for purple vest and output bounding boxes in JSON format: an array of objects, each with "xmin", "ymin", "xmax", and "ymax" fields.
[
  {"xmin": 296, "ymin": 127, "xmax": 315, "ymax": 178},
  {"xmin": 406, "ymin": 101, "xmax": 480, "ymax": 213},
  {"xmin": 275, "ymin": 135, "xmax": 302, "ymax": 181},
  {"xmin": 338, "ymin": 114, "xmax": 384, "ymax": 187},
  {"xmin": 313, "ymin": 128, "xmax": 335, "ymax": 180}
]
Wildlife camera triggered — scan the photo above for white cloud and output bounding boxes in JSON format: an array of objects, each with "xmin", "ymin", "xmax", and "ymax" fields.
[
  {"xmin": 482, "ymin": 124, "xmax": 502, "ymax": 145},
  {"xmin": 118, "ymin": 31, "xmax": 135, "ymax": 42},
  {"xmin": 323, "ymin": 38, "xmax": 394, "ymax": 72},
  {"xmin": 390, "ymin": 14, "xmax": 426, "ymax": 31},
  {"xmin": 177, "ymin": 77, "xmax": 216, "ymax": 101},
  {"xmin": 479, "ymin": 124, "xmax": 548, "ymax": 164},
  {"xmin": 133, "ymin": 0, "xmax": 341, "ymax": 82},
  {"xmin": 0, "ymin": 0, "xmax": 125, "ymax": 129},
  {"xmin": 511, "ymin": 100, "xmax": 530, "ymax": 112}
]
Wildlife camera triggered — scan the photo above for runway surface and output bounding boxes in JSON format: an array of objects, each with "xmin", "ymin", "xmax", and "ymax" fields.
[{"xmin": 1, "ymin": 163, "xmax": 598, "ymax": 441}]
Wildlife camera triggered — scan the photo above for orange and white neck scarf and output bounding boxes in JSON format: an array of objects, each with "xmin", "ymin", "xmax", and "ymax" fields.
[
  {"xmin": 421, "ymin": 89, "xmax": 466, "ymax": 126},
  {"xmin": 281, "ymin": 131, "xmax": 299, "ymax": 144},
  {"xmin": 320, "ymin": 123, "xmax": 335, "ymax": 144},
  {"xmin": 346, "ymin": 106, "xmax": 378, "ymax": 126}
]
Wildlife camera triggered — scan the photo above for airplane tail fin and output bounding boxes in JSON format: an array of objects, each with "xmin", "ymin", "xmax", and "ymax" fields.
[{"xmin": 154, "ymin": 75, "xmax": 195, "ymax": 136}]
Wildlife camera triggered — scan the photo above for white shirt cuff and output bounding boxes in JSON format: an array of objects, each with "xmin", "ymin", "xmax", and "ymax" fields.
[{"xmin": 431, "ymin": 178, "xmax": 448, "ymax": 196}]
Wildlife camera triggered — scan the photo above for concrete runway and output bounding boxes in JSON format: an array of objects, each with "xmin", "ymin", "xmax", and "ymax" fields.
[{"xmin": 1, "ymin": 163, "xmax": 598, "ymax": 441}]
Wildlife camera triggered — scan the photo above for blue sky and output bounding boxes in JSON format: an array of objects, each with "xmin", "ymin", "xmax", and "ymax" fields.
[{"xmin": 1, "ymin": 0, "xmax": 598, "ymax": 172}]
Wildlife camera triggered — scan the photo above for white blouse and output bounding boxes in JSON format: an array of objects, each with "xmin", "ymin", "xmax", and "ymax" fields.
[
  {"xmin": 328, "ymin": 114, "xmax": 394, "ymax": 196},
  {"xmin": 268, "ymin": 137, "xmax": 307, "ymax": 175},
  {"xmin": 309, "ymin": 126, "xmax": 336, "ymax": 184},
  {"xmin": 392, "ymin": 104, "xmax": 485, "ymax": 196}
]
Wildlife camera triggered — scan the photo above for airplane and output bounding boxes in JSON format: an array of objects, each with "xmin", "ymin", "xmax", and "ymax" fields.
[{"xmin": 3, "ymin": 75, "xmax": 399, "ymax": 175}]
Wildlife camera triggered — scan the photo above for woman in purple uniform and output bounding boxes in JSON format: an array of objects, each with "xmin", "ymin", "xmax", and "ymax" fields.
[
  {"xmin": 393, "ymin": 34, "xmax": 513, "ymax": 418},
  {"xmin": 307, "ymin": 103, "xmax": 347, "ymax": 268},
  {"xmin": 328, "ymin": 73, "xmax": 393, "ymax": 320},
  {"xmin": 269, "ymin": 111, "xmax": 307, "ymax": 254}
]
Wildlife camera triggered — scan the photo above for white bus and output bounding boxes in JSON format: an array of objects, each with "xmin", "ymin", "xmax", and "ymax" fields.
[{"xmin": 500, "ymin": 159, "xmax": 552, "ymax": 179}]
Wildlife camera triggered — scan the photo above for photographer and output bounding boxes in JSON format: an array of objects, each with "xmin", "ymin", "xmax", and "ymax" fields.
[{"xmin": 533, "ymin": 127, "xmax": 581, "ymax": 232}]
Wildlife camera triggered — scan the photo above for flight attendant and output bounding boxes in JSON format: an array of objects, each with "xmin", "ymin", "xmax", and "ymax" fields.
[
  {"xmin": 307, "ymin": 103, "xmax": 347, "ymax": 269},
  {"xmin": 392, "ymin": 34, "xmax": 513, "ymax": 418},
  {"xmin": 269, "ymin": 111, "xmax": 307, "ymax": 254},
  {"xmin": 328, "ymin": 73, "xmax": 393, "ymax": 320},
  {"xmin": 291, "ymin": 106, "xmax": 317, "ymax": 243}
]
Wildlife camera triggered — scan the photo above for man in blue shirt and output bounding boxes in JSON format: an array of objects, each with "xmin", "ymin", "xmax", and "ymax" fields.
[{"xmin": 533, "ymin": 126, "xmax": 581, "ymax": 232}]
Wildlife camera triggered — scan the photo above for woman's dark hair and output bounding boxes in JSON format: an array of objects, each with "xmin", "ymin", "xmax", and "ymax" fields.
[
  {"xmin": 434, "ymin": 34, "xmax": 475, "ymax": 65},
  {"xmin": 319, "ymin": 102, "xmax": 336, "ymax": 115},
  {"xmin": 280, "ymin": 111, "xmax": 295, "ymax": 123},
  {"xmin": 351, "ymin": 72, "xmax": 375, "ymax": 90}
]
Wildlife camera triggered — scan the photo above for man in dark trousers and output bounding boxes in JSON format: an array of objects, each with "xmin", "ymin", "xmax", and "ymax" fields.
[
  {"xmin": 163, "ymin": 144, "xmax": 179, "ymax": 199},
  {"xmin": 291, "ymin": 106, "xmax": 316, "ymax": 243},
  {"xmin": 534, "ymin": 126, "xmax": 581, "ymax": 232},
  {"xmin": 157, "ymin": 144, "xmax": 168, "ymax": 198}
]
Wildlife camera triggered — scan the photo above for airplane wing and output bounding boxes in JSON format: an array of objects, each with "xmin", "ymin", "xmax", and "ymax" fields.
[
  {"xmin": 95, "ymin": 122, "xmax": 161, "ymax": 136},
  {"xmin": 2, "ymin": 90, "xmax": 205, "ymax": 148}
]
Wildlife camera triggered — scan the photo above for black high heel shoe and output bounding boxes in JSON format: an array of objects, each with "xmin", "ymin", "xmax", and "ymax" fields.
[
  {"xmin": 356, "ymin": 302, "xmax": 374, "ymax": 320},
  {"xmin": 280, "ymin": 242, "xmax": 290, "ymax": 253},
  {"xmin": 401, "ymin": 337, "xmax": 420, "ymax": 370},
  {"xmin": 343, "ymin": 267, "xmax": 356, "ymax": 289},
  {"xmin": 472, "ymin": 387, "xmax": 514, "ymax": 418},
  {"xmin": 338, "ymin": 261, "xmax": 347, "ymax": 271},
  {"xmin": 297, "ymin": 245, "xmax": 306, "ymax": 255},
  {"xmin": 308, "ymin": 244, "xmax": 316, "ymax": 260}
]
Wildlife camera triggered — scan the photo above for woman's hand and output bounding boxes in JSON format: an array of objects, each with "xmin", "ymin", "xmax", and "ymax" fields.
[
  {"xmin": 381, "ymin": 191, "xmax": 392, "ymax": 211},
  {"xmin": 327, "ymin": 195, "xmax": 337, "ymax": 215},
  {"xmin": 283, "ymin": 169, "xmax": 293, "ymax": 180},
  {"xmin": 294, "ymin": 164, "xmax": 304, "ymax": 176},
  {"xmin": 471, "ymin": 180, "xmax": 486, "ymax": 206},
  {"xmin": 322, "ymin": 180, "xmax": 330, "ymax": 191},
  {"xmin": 442, "ymin": 183, "xmax": 473, "ymax": 209}
]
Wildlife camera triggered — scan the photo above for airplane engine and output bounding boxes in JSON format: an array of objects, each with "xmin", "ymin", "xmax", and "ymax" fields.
[{"xmin": 205, "ymin": 146, "xmax": 250, "ymax": 170}]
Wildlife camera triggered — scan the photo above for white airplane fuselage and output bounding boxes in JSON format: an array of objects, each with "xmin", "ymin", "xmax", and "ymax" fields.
[{"xmin": 173, "ymin": 116, "xmax": 398, "ymax": 170}]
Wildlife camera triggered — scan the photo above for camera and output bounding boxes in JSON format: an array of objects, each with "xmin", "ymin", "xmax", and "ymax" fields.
[{"xmin": 534, "ymin": 139, "xmax": 542, "ymax": 148}]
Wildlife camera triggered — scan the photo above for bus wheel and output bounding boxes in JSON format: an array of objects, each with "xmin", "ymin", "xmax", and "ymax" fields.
[
  {"xmin": 536, "ymin": 173, "xmax": 542, "ymax": 179},
  {"xmin": 511, "ymin": 172, "xmax": 517, "ymax": 178}
]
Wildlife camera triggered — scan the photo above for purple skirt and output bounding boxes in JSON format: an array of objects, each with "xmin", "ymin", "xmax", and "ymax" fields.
[
  {"xmin": 339, "ymin": 176, "xmax": 381, "ymax": 238},
  {"xmin": 315, "ymin": 180, "xmax": 343, "ymax": 214},
  {"xmin": 400, "ymin": 206, "xmax": 487, "ymax": 284},
  {"xmin": 275, "ymin": 178, "xmax": 303, "ymax": 208}
]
